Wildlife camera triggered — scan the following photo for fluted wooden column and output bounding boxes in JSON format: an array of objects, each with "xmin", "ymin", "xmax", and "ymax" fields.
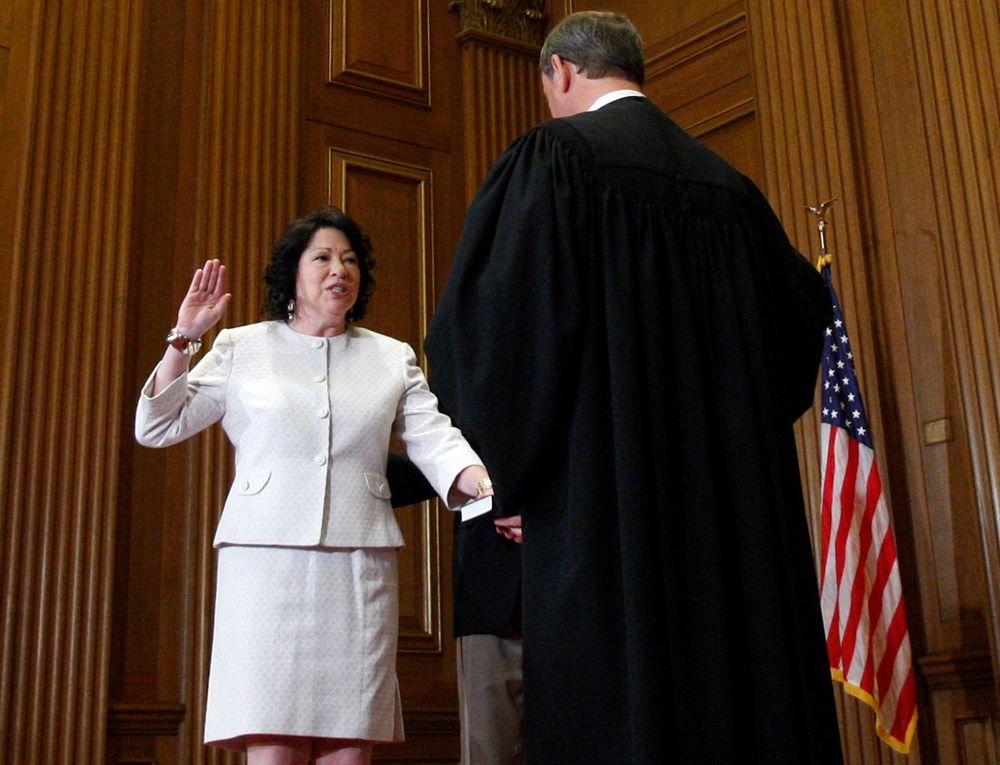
[
  {"xmin": 748, "ymin": 0, "xmax": 1000, "ymax": 761},
  {"xmin": 0, "ymin": 2, "xmax": 143, "ymax": 763},
  {"xmin": 450, "ymin": 0, "xmax": 548, "ymax": 197},
  {"xmin": 907, "ymin": 0, "xmax": 1000, "ymax": 695},
  {"xmin": 746, "ymin": 3, "xmax": 913, "ymax": 762},
  {"xmin": 185, "ymin": 3, "xmax": 298, "ymax": 763}
]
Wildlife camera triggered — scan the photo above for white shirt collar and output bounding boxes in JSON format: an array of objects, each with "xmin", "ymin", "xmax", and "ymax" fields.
[{"xmin": 588, "ymin": 89, "xmax": 646, "ymax": 112}]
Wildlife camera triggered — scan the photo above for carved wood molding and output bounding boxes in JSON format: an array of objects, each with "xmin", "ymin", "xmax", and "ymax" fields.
[
  {"xmin": 449, "ymin": 0, "xmax": 547, "ymax": 47},
  {"xmin": 402, "ymin": 707, "xmax": 460, "ymax": 735},
  {"xmin": 107, "ymin": 703, "xmax": 187, "ymax": 736},
  {"xmin": 917, "ymin": 651, "xmax": 995, "ymax": 691},
  {"xmin": 450, "ymin": 0, "xmax": 547, "ymax": 202},
  {"xmin": 646, "ymin": 11, "xmax": 747, "ymax": 80},
  {"xmin": 683, "ymin": 99, "xmax": 754, "ymax": 140}
]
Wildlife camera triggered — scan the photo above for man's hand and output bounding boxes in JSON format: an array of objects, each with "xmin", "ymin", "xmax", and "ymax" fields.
[{"xmin": 494, "ymin": 515, "xmax": 523, "ymax": 544}]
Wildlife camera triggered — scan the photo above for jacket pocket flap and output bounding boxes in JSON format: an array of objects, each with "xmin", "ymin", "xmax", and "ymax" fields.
[
  {"xmin": 364, "ymin": 472, "xmax": 392, "ymax": 499},
  {"xmin": 235, "ymin": 470, "xmax": 271, "ymax": 495}
]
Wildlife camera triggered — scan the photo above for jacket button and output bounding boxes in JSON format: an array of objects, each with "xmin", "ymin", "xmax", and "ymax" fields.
[
  {"xmin": 242, "ymin": 479, "xmax": 250, "ymax": 490},
  {"xmin": 314, "ymin": 374, "xmax": 326, "ymax": 383},
  {"xmin": 311, "ymin": 339, "xmax": 323, "ymax": 349},
  {"xmin": 317, "ymin": 408, "xmax": 329, "ymax": 418},
  {"xmin": 379, "ymin": 482, "xmax": 388, "ymax": 495},
  {"xmin": 314, "ymin": 454, "xmax": 327, "ymax": 465}
]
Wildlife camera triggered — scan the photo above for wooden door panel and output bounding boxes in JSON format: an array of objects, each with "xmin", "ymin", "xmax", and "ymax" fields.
[
  {"xmin": 301, "ymin": 1, "xmax": 466, "ymax": 757},
  {"xmin": 304, "ymin": 0, "xmax": 452, "ymax": 151},
  {"xmin": 330, "ymin": 0, "xmax": 430, "ymax": 105}
]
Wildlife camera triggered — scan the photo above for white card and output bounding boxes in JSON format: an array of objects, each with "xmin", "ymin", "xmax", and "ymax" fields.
[{"xmin": 459, "ymin": 495, "xmax": 493, "ymax": 522}]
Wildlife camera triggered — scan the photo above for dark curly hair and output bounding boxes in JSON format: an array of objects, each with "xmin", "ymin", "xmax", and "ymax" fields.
[{"xmin": 262, "ymin": 207, "xmax": 376, "ymax": 322}]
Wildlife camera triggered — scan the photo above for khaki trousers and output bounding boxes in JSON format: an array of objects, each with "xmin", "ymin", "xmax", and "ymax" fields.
[{"xmin": 457, "ymin": 634, "xmax": 525, "ymax": 765}]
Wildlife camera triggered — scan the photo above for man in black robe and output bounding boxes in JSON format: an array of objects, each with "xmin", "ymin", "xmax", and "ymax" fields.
[{"xmin": 425, "ymin": 11, "xmax": 842, "ymax": 764}]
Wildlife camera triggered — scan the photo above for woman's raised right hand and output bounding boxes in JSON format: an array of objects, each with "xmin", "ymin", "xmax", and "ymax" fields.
[{"xmin": 175, "ymin": 259, "xmax": 231, "ymax": 338}]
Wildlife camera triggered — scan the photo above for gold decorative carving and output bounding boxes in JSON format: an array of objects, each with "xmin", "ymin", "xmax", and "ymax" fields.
[{"xmin": 449, "ymin": 0, "xmax": 548, "ymax": 47}]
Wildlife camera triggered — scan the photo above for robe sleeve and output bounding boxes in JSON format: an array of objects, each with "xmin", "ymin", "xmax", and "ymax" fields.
[
  {"xmin": 425, "ymin": 125, "xmax": 591, "ymax": 512},
  {"xmin": 742, "ymin": 182, "xmax": 833, "ymax": 421}
]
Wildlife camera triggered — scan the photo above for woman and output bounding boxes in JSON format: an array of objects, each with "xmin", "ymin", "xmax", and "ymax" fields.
[{"xmin": 136, "ymin": 208, "xmax": 493, "ymax": 765}]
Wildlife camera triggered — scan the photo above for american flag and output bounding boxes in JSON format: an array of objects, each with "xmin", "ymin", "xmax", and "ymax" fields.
[{"xmin": 818, "ymin": 262, "xmax": 917, "ymax": 754}]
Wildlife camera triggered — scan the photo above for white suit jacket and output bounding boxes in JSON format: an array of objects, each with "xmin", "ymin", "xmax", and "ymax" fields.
[{"xmin": 135, "ymin": 321, "xmax": 482, "ymax": 548}]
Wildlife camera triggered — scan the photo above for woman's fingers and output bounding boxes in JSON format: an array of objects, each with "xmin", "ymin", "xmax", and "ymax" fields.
[
  {"xmin": 176, "ymin": 261, "xmax": 230, "ymax": 337},
  {"xmin": 187, "ymin": 260, "xmax": 224, "ymax": 298},
  {"xmin": 206, "ymin": 261, "xmax": 226, "ymax": 297}
]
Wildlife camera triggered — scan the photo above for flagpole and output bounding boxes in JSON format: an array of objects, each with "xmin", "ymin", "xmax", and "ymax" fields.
[{"xmin": 805, "ymin": 198, "xmax": 837, "ymax": 268}]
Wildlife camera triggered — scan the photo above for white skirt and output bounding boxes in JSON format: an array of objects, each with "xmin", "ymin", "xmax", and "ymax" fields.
[{"xmin": 204, "ymin": 545, "xmax": 404, "ymax": 750}]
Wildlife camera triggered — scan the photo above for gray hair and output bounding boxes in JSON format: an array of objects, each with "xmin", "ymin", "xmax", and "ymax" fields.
[{"xmin": 539, "ymin": 11, "xmax": 645, "ymax": 86}]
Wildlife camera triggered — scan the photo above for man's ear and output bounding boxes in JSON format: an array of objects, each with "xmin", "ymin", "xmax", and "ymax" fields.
[{"xmin": 548, "ymin": 54, "xmax": 572, "ymax": 94}]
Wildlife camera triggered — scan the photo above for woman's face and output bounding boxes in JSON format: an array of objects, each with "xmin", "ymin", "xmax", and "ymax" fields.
[{"xmin": 293, "ymin": 226, "xmax": 361, "ymax": 333}]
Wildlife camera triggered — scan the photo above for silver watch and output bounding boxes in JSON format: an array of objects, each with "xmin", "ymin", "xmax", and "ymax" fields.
[{"xmin": 165, "ymin": 327, "xmax": 203, "ymax": 356}]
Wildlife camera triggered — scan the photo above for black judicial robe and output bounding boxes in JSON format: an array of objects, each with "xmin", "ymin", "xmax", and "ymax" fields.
[
  {"xmin": 425, "ymin": 97, "xmax": 842, "ymax": 764},
  {"xmin": 385, "ymin": 453, "xmax": 521, "ymax": 637}
]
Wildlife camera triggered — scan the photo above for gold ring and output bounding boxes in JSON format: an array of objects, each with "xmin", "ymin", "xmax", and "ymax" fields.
[{"xmin": 475, "ymin": 478, "xmax": 493, "ymax": 495}]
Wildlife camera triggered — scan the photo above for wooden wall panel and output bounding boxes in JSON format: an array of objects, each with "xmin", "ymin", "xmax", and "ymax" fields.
[
  {"xmin": 301, "ymin": 0, "xmax": 476, "ymax": 759},
  {"xmin": 907, "ymin": 0, "xmax": 1000, "ymax": 673},
  {"xmin": 564, "ymin": 0, "xmax": 734, "ymax": 41},
  {"xmin": 328, "ymin": 148, "xmax": 442, "ymax": 653},
  {"xmin": 0, "ymin": 0, "xmax": 12, "ymax": 122},
  {"xmin": 328, "ymin": 150, "xmax": 433, "ymax": 348},
  {"xmin": 0, "ymin": 0, "xmax": 36, "ymax": 493},
  {"xmin": 0, "ymin": 2, "xmax": 142, "ymax": 764},
  {"xmin": 0, "ymin": 47, "xmax": 8, "ymax": 119},
  {"xmin": 904, "ymin": 0, "xmax": 1000, "ymax": 756},
  {"xmin": 751, "ymin": 0, "xmax": 1000, "ymax": 761},
  {"xmin": 304, "ymin": 0, "xmax": 453, "ymax": 153},
  {"xmin": 642, "ymin": 6, "xmax": 761, "ymax": 188},
  {"xmin": 747, "ymin": 2, "xmax": 933, "ymax": 760},
  {"xmin": 330, "ymin": 0, "xmax": 429, "ymax": 105},
  {"xmin": 0, "ymin": 1, "xmax": 992, "ymax": 763}
]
